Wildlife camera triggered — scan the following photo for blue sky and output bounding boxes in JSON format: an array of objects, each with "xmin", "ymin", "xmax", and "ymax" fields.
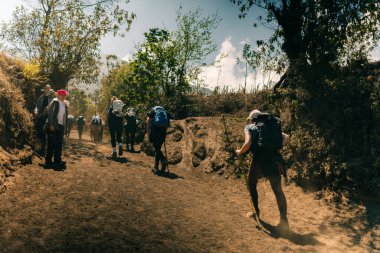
[{"xmin": 1, "ymin": 0, "xmax": 379, "ymax": 90}]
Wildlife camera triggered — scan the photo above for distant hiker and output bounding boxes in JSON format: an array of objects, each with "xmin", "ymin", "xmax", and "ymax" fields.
[
  {"xmin": 76, "ymin": 114, "xmax": 86, "ymax": 141},
  {"xmin": 236, "ymin": 109, "xmax": 290, "ymax": 228},
  {"xmin": 108, "ymin": 96, "xmax": 124, "ymax": 158},
  {"xmin": 44, "ymin": 89, "xmax": 69, "ymax": 168},
  {"xmin": 34, "ymin": 84, "xmax": 54, "ymax": 155},
  {"xmin": 124, "ymin": 107, "xmax": 140, "ymax": 152},
  {"xmin": 147, "ymin": 106, "xmax": 171, "ymax": 175},
  {"xmin": 91, "ymin": 113, "xmax": 103, "ymax": 143},
  {"xmin": 66, "ymin": 115, "xmax": 75, "ymax": 139}
]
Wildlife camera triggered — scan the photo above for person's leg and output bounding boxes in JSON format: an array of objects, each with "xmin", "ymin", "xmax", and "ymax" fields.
[
  {"xmin": 109, "ymin": 123, "xmax": 117, "ymax": 157},
  {"xmin": 268, "ymin": 168, "xmax": 288, "ymax": 226},
  {"xmin": 45, "ymin": 130, "xmax": 55, "ymax": 164},
  {"xmin": 248, "ymin": 159, "xmax": 262, "ymax": 218},
  {"xmin": 54, "ymin": 125, "xmax": 65, "ymax": 164},
  {"xmin": 78, "ymin": 127, "xmax": 82, "ymax": 140},
  {"xmin": 124, "ymin": 127, "xmax": 129, "ymax": 150},
  {"xmin": 130, "ymin": 130, "xmax": 136, "ymax": 152},
  {"xmin": 116, "ymin": 123, "xmax": 123, "ymax": 156}
]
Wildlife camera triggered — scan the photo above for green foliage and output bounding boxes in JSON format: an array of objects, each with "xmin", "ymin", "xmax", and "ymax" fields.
[
  {"xmin": 232, "ymin": 0, "xmax": 380, "ymax": 81},
  {"xmin": 98, "ymin": 8, "xmax": 220, "ymax": 118},
  {"xmin": 68, "ymin": 87, "xmax": 96, "ymax": 119},
  {"xmin": 1, "ymin": 0, "xmax": 135, "ymax": 90}
]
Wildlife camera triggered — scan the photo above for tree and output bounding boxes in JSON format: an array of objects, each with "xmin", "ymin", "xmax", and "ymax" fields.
[
  {"xmin": 69, "ymin": 87, "xmax": 96, "ymax": 119},
  {"xmin": 232, "ymin": 0, "xmax": 380, "ymax": 82},
  {"xmin": 1, "ymin": 0, "xmax": 135, "ymax": 90}
]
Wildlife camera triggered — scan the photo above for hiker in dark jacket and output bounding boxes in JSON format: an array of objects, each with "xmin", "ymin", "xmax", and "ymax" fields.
[
  {"xmin": 44, "ymin": 89, "xmax": 69, "ymax": 168},
  {"xmin": 146, "ymin": 106, "xmax": 172, "ymax": 175},
  {"xmin": 124, "ymin": 107, "xmax": 139, "ymax": 152},
  {"xmin": 66, "ymin": 115, "xmax": 74, "ymax": 139},
  {"xmin": 34, "ymin": 84, "xmax": 54, "ymax": 155},
  {"xmin": 76, "ymin": 114, "xmax": 86, "ymax": 141},
  {"xmin": 236, "ymin": 109, "xmax": 290, "ymax": 228},
  {"xmin": 108, "ymin": 96, "xmax": 124, "ymax": 158}
]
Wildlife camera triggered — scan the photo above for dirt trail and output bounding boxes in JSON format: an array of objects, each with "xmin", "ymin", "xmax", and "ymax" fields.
[{"xmin": 0, "ymin": 131, "xmax": 379, "ymax": 253}]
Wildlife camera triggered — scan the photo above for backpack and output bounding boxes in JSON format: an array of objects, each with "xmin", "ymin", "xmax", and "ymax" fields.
[
  {"xmin": 151, "ymin": 106, "xmax": 169, "ymax": 128},
  {"xmin": 249, "ymin": 113, "xmax": 283, "ymax": 152},
  {"xmin": 125, "ymin": 108, "xmax": 137, "ymax": 127},
  {"xmin": 112, "ymin": 100, "xmax": 124, "ymax": 117},
  {"xmin": 91, "ymin": 116, "xmax": 102, "ymax": 125}
]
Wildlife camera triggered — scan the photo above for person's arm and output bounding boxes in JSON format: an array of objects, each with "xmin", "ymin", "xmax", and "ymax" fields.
[
  {"xmin": 282, "ymin": 133, "xmax": 290, "ymax": 146},
  {"xmin": 47, "ymin": 102, "xmax": 55, "ymax": 132},
  {"xmin": 236, "ymin": 131, "xmax": 252, "ymax": 156},
  {"xmin": 146, "ymin": 117, "xmax": 152, "ymax": 142}
]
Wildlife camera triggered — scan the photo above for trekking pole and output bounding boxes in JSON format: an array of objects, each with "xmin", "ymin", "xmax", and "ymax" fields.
[{"xmin": 163, "ymin": 140, "xmax": 169, "ymax": 172}]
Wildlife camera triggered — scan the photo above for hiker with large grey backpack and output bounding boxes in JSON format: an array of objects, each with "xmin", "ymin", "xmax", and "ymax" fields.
[
  {"xmin": 108, "ymin": 96, "xmax": 125, "ymax": 159},
  {"xmin": 146, "ymin": 106, "xmax": 171, "ymax": 175},
  {"xmin": 236, "ymin": 109, "xmax": 290, "ymax": 229}
]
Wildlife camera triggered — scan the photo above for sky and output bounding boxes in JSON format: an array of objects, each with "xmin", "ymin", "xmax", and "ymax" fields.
[{"xmin": 1, "ymin": 0, "xmax": 379, "ymax": 91}]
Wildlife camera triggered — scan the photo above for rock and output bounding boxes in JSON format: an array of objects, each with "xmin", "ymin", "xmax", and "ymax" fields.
[
  {"xmin": 172, "ymin": 132, "xmax": 182, "ymax": 142},
  {"xmin": 192, "ymin": 156, "xmax": 202, "ymax": 168},
  {"xmin": 140, "ymin": 140, "xmax": 155, "ymax": 156},
  {"xmin": 168, "ymin": 149, "xmax": 183, "ymax": 165},
  {"xmin": 192, "ymin": 142, "xmax": 206, "ymax": 160}
]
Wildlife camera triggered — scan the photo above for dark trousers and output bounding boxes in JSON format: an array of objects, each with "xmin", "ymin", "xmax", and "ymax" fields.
[
  {"xmin": 36, "ymin": 115, "xmax": 47, "ymax": 154},
  {"xmin": 46, "ymin": 125, "xmax": 65, "ymax": 163},
  {"xmin": 78, "ymin": 126, "xmax": 84, "ymax": 140},
  {"xmin": 109, "ymin": 121, "xmax": 123, "ymax": 147},
  {"xmin": 151, "ymin": 126, "xmax": 167, "ymax": 168},
  {"xmin": 248, "ymin": 157, "xmax": 288, "ymax": 221},
  {"xmin": 124, "ymin": 126, "xmax": 136, "ymax": 148}
]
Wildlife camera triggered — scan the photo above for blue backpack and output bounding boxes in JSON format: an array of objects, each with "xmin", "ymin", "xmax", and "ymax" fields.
[{"xmin": 152, "ymin": 106, "xmax": 169, "ymax": 128}]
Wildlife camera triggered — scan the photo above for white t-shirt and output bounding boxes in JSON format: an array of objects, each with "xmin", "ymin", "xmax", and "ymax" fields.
[{"xmin": 57, "ymin": 100, "xmax": 66, "ymax": 125}]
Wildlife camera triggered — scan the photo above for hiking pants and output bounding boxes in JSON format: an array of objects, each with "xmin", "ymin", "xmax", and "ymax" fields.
[
  {"xmin": 125, "ymin": 126, "xmax": 136, "ymax": 148},
  {"xmin": 151, "ymin": 126, "xmax": 167, "ymax": 168},
  {"xmin": 46, "ymin": 124, "xmax": 65, "ymax": 163},
  {"xmin": 248, "ymin": 157, "xmax": 288, "ymax": 222},
  {"xmin": 109, "ymin": 120, "xmax": 123, "ymax": 147},
  {"xmin": 77, "ymin": 126, "xmax": 84, "ymax": 140},
  {"xmin": 36, "ymin": 115, "xmax": 47, "ymax": 154}
]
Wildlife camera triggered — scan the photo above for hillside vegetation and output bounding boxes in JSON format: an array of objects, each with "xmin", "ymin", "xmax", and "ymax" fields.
[{"xmin": 0, "ymin": 53, "xmax": 42, "ymax": 192}]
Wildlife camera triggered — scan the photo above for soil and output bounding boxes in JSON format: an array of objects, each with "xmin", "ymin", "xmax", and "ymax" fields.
[{"xmin": 0, "ymin": 128, "xmax": 379, "ymax": 253}]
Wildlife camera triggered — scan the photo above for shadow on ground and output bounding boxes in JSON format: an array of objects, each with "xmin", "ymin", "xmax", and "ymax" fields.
[{"xmin": 260, "ymin": 220, "xmax": 321, "ymax": 246}]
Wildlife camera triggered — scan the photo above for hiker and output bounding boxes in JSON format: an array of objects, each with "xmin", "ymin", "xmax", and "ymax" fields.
[
  {"xmin": 146, "ymin": 106, "xmax": 171, "ymax": 175},
  {"xmin": 236, "ymin": 109, "xmax": 290, "ymax": 228},
  {"xmin": 44, "ymin": 89, "xmax": 69, "ymax": 168},
  {"xmin": 108, "ymin": 96, "xmax": 124, "ymax": 158},
  {"xmin": 34, "ymin": 84, "xmax": 54, "ymax": 155},
  {"xmin": 90, "ymin": 113, "xmax": 103, "ymax": 143},
  {"xmin": 76, "ymin": 114, "xmax": 86, "ymax": 141},
  {"xmin": 66, "ymin": 115, "xmax": 75, "ymax": 139},
  {"xmin": 124, "ymin": 107, "xmax": 140, "ymax": 152}
]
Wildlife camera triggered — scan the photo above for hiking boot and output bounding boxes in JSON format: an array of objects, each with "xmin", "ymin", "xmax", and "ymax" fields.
[
  {"xmin": 111, "ymin": 152, "xmax": 117, "ymax": 159},
  {"xmin": 161, "ymin": 159, "xmax": 168, "ymax": 172},
  {"xmin": 130, "ymin": 146, "xmax": 135, "ymax": 153},
  {"xmin": 126, "ymin": 145, "xmax": 130, "ymax": 152},
  {"xmin": 54, "ymin": 160, "xmax": 66, "ymax": 166},
  {"xmin": 153, "ymin": 168, "xmax": 159, "ymax": 175},
  {"xmin": 118, "ymin": 146, "xmax": 123, "ymax": 156},
  {"xmin": 43, "ymin": 160, "xmax": 53, "ymax": 168}
]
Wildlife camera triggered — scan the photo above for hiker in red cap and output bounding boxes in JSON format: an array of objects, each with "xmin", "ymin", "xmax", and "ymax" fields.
[{"xmin": 44, "ymin": 89, "xmax": 69, "ymax": 169}]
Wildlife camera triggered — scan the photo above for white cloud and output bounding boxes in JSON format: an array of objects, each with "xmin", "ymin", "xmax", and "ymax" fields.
[
  {"xmin": 200, "ymin": 37, "xmax": 279, "ymax": 92},
  {"xmin": 370, "ymin": 45, "xmax": 380, "ymax": 61}
]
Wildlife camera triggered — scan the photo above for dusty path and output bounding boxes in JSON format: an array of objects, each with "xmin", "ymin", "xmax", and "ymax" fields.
[{"xmin": 0, "ymin": 131, "xmax": 379, "ymax": 253}]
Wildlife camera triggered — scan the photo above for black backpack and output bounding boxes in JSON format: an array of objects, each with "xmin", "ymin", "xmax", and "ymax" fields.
[{"xmin": 250, "ymin": 113, "xmax": 283, "ymax": 152}]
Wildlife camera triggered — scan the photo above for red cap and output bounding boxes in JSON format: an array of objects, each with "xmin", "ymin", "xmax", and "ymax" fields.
[{"xmin": 57, "ymin": 89, "xmax": 68, "ymax": 96}]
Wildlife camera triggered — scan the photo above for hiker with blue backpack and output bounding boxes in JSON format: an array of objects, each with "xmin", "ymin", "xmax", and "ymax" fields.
[
  {"xmin": 146, "ymin": 106, "xmax": 172, "ymax": 175},
  {"xmin": 108, "ymin": 96, "xmax": 125, "ymax": 159},
  {"xmin": 236, "ymin": 109, "xmax": 290, "ymax": 228}
]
